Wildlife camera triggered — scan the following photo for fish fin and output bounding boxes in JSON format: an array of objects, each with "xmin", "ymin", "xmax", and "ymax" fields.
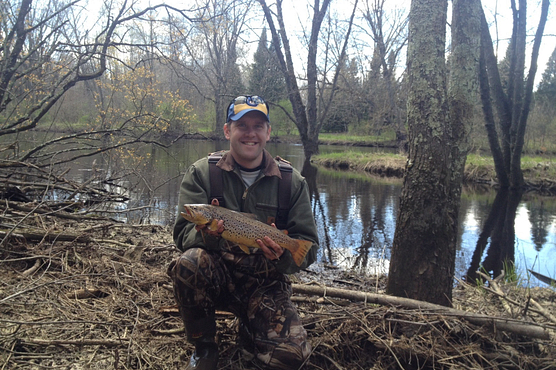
[
  {"xmin": 282, "ymin": 230, "xmax": 288, "ymax": 235},
  {"xmin": 290, "ymin": 239, "xmax": 313, "ymax": 267},
  {"xmin": 206, "ymin": 219, "xmax": 219, "ymax": 231},
  {"xmin": 238, "ymin": 244, "xmax": 251, "ymax": 254}
]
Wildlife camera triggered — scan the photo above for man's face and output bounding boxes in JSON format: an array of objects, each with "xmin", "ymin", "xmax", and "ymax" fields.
[{"xmin": 223, "ymin": 111, "xmax": 271, "ymax": 169}]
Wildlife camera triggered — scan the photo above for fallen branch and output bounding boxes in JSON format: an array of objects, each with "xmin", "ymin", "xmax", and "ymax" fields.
[
  {"xmin": 0, "ymin": 229, "xmax": 138, "ymax": 249},
  {"xmin": 462, "ymin": 274, "xmax": 556, "ymax": 326},
  {"xmin": 23, "ymin": 338, "xmax": 128, "ymax": 347},
  {"xmin": 21, "ymin": 259, "xmax": 42, "ymax": 277},
  {"xmin": 478, "ymin": 271, "xmax": 514, "ymax": 316},
  {"xmin": 0, "ymin": 229, "xmax": 92, "ymax": 243},
  {"xmin": 292, "ymin": 283, "xmax": 554, "ymax": 340},
  {"xmin": 151, "ymin": 327, "xmax": 184, "ymax": 335},
  {"xmin": 1, "ymin": 202, "xmax": 114, "ymax": 221}
]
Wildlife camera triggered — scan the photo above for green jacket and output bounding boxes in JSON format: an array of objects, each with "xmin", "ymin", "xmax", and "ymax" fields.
[{"xmin": 173, "ymin": 149, "xmax": 319, "ymax": 274}]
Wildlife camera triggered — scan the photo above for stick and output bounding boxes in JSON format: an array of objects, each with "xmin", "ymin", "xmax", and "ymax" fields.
[
  {"xmin": 21, "ymin": 259, "xmax": 42, "ymax": 277},
  {"xmin": 24, "ymin": 338, "xmax": 128, "ymax": 347},
  {"xmin": 292, "ymin": 284, "xmax": 553, "ymax": 340},
  {"xmin": 477, "ymin": 271, "xmax": 514, "ymax": 315}
]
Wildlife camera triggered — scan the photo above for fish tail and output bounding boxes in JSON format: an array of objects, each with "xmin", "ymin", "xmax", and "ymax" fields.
[{"xmin": 290, "ymin": 239, "xmax": 313, "ymax": 267}]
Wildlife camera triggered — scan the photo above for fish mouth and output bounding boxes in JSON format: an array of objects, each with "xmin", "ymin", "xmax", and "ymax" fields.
[{"xmin": 182, "ymin": 205, "xmax": 198, "ymax": 219}]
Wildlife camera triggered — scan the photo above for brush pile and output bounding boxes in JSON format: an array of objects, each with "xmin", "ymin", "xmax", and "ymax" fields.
[{"xmin": 1, "ymin": 214, "xmax": 555, "ymax": 369}]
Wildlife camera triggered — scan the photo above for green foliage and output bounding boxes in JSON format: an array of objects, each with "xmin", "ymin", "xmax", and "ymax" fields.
[
  {"xmin": 194, "ymin": 100, "xmax": 217, "ymax": 132},
  {"xmin": 319, "ymin": 130, "xmax": 396, "ymax": 143},
  {"xmin": 537, "ymin": 46, "xmax": 556, "ymax": 102},
  {"xmin": 248, "ymin": 30, "xmax": 287, "ymax": 102},
  {"xmin": 528, "ymin": 46, "xmax": 556, "ymax": 151},
  {"xmin": 501, "ymin": 260, "xmax": 519, "ymax": 284},
  {"xmin": 269, "ymin": 99, "xmax": 296, "ymax": 136},
  {"xmin": 322, "ymin": 58, "xmax": 365, "ymax": 133},
  {"xmin": 91, "ymin": 65, "xmax": 195, "ymax": 137},
  {"xmin": 314, "ymin": 150, "xmax": 404, "ymax": 169}
]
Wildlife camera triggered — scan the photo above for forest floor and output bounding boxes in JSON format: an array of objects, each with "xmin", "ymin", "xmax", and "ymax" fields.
[{"xmin": 1, "ymin": 217, "xmax": 555, "ymax": 369}]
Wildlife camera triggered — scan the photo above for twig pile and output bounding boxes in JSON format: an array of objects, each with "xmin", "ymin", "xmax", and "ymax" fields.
[{"xmin": 1, "ymin": 215, "xmax": 555, "ymax": 369}]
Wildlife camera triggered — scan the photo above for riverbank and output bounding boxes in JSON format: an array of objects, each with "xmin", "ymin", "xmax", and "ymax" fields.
[{"xmin": 312, "ymin": 151, "xmax": 556, "ymax": 194}]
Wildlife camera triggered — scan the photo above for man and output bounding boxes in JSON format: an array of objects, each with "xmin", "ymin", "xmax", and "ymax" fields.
[{"xmin": 168, "ymin": 95, "xmax": 319, "ymax": 370}]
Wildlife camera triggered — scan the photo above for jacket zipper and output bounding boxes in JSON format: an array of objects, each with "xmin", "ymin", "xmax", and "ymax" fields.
[{"xmin": 239, "ymin": 172, "xmax": 265, "ymax": 209}]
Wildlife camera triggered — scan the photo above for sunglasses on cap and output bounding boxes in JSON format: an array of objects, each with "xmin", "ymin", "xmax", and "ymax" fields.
[{"xmin": 227, "ymin": 95, "xmax": 270, "ymax": 122}]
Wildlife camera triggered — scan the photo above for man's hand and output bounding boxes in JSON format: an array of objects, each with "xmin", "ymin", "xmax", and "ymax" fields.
[
  {"xmin": 195, "ymin": 219, "xmax": 224, "ymax": 236},
  {"xmin": 195, "ymin": 198, "xmax": 224, "ymax": 237},
  {"xmin": 256, "ymin": 223, "xmax": 285, "ymax": 261}
]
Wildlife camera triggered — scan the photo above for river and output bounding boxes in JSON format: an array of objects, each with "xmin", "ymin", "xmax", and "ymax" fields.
[{"xmin": 65, "ymin": 138, "xmax": 556, "ymax": 286}]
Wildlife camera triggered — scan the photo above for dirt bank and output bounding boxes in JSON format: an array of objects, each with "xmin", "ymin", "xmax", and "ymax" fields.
[{"xmin": 313, "ymin": 156, "xmax": 556, "ymax": 194}]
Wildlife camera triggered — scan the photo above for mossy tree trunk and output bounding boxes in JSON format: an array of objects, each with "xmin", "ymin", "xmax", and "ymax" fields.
[{"xmin": 386, "ymin": 0, "xmax": 480, "ymax": 306}]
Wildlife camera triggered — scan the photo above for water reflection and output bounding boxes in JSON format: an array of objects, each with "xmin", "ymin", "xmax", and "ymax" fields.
[
  {"xmin": 465, "ymin": 189, "xmax": 523, "ymax": 282},
  {"xmin": 55, "ymin": 138, "xmax": 556, "ymax": 286}
]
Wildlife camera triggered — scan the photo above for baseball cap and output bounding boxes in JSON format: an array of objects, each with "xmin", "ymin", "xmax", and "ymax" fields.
[{"xmin": 227, "ymin": 95, "xmax": 270, "ymax": 122}]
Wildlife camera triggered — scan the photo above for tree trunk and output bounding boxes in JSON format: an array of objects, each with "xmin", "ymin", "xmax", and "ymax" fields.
[
  {"xmin": 387, "ymin": 0, "xmax": 480, "ymax": 307},
  {"xmin": 479, "ymin": 0, "xmax": 550, "ymax": 190}
]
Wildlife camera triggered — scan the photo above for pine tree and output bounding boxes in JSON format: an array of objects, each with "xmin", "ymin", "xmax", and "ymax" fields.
[
  {"xmin": 537, "ymin": 46, "xmax": 556, "ymax": 104},
  {"xmin": 249, "ymin": 29, "xmax": 287, "ymax": 102}
]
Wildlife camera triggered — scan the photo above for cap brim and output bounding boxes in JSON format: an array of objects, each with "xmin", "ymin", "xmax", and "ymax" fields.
[{"xmin": 228, "ymin": 108, "xmax": 269, "ymax": 122}]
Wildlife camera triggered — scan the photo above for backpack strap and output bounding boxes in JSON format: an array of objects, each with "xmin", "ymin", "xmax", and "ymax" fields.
[
  {"xmin": 275, "ymin": 156, "xmax": 293, "ymax": 230},
  {"xmin": 208, "ymin": 151, "xmax": 225, "ymax": 207}
]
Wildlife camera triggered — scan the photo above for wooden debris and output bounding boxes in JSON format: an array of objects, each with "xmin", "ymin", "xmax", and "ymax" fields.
[{"xmin": 1, "ymin": 218, "xmax": 556, "ymax": 370}]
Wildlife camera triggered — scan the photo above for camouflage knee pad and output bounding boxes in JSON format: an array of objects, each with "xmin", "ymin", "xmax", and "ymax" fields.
[
  {"xmin": 168, "ymin": 248, "xmax": 310, "ymax": 367},
  {"xmin": 167, "ymin": 248, "xmax": 228, "ymax": 321}
]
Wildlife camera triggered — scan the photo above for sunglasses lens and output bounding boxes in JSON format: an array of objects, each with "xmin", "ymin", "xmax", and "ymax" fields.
[
  {"xmin": 233, "ymin": 95, "xmax": 265, "ymax": 107},
  {"xmin": 248, "ymin": 96, "xmax": 265, "ymax": 105},
  {"xmin": 234, "ymin": 96, "xmax": 247, "ymax": 105}
]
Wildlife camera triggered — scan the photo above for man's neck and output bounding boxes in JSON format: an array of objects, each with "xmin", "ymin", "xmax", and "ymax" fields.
[{"xmin": 232, "ymin": 152, "xmax": 265, "ymax": 171}]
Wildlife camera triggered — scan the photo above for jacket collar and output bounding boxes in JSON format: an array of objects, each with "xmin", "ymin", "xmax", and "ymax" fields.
[{"xmin": 216, "ymin": 149, "xmax": 282, "ymax": 178}]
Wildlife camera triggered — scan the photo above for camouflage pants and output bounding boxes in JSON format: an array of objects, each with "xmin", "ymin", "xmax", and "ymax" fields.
[{"xmin": 167, "ymin": 247, "xmax": 311, "ymax": 370}]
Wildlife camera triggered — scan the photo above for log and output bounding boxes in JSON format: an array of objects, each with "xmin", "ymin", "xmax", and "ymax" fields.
[{"xmin": 292, "ymin": 284, "xmax": 553, "ymax": 340}]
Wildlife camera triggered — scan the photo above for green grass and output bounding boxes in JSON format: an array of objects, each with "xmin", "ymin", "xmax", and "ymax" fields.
[
  {"xmin": 467, "ymin": 153, "xmax": 556, "ymax": 179},
  {"xmin": 317, "ymin": 150, "xmax": 399, "ymax": 161},
  {"xmin": 315, "ymin": 151, "xmax": 556, "ymax": 182},
  {"xmin": 318, "ymin": 131, "xmax": 396, "ymax": 143}
]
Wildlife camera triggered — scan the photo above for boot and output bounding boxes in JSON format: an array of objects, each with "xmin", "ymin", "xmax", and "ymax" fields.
[
  {"xmin": 184, "ymin": 315, "xmax": 219, "ymax": 370},
  {"xmin": 185, "ymin": 339, "xmax": 219, "ymax": 370},
  {"xmin": 237, "ymin": 320, "xmax": 255, "ymax": 361}
]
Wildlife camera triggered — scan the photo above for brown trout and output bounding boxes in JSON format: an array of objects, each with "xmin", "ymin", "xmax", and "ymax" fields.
[{"xmin": 181, "ymin": 204, "xmax": 313, "ymax": 267}]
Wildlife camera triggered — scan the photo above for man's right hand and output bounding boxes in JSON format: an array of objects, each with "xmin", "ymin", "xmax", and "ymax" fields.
[
  {"xmin": 195, "ymin": 219, "xmax": 224, "ymax": 236},
  {"xmin": 195, "ymin": 198, "xmax": 224, "ymax": 236}
]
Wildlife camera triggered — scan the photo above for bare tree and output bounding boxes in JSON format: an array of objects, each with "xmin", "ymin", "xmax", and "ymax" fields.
[
  {"xmin": 162, "ymin": 0, "xmax": 255, "ymax": 134},
  {"xmin": 0, "ymin": 0, "xmax": 180, "ymax": 138},
  {"xmin": 478, "ymin": 0, "xmax": 550, "ymax": 189},
  {"xmin": 0, "ymin": 0, "xmax": 195, "ymax": 207},
  {"xmin": 258, "ymin": 0, "xmax": 358, "ymax": 161},
  {"xmin": 360, "ymin": 0, "xmax": 408, "ymax": 137}
]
